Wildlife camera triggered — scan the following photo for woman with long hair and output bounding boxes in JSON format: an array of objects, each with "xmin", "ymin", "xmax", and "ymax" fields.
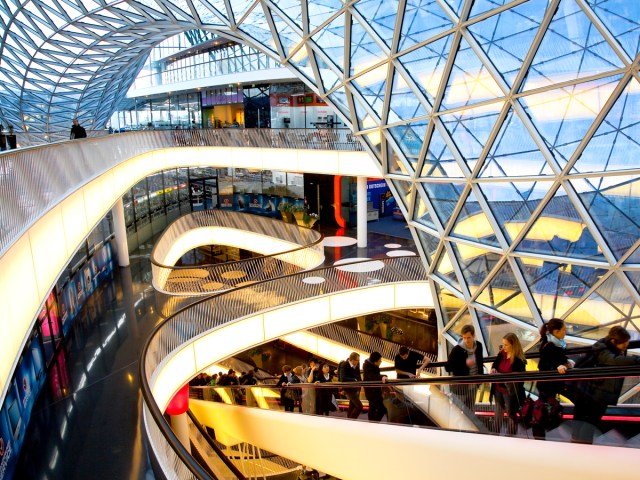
[
  {"xmin": 538, "ymin": 318, "xmax": 574, "ymax": 397},
  {"xmin": 490, "ymin": 332, "xmax": 527, "ymax": 435}
]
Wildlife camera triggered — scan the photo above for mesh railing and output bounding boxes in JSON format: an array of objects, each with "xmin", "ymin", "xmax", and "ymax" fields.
[
  {"xmin": 151, "ymin": 210, "xmax": 324, "ymax": 296},
  {"xmin": 140, "ymin": 256, "xmax": 427, "ymax": 479},
  {"xmin": 0, "ymin": 128, "xmax": 363, "ymax": 258}
]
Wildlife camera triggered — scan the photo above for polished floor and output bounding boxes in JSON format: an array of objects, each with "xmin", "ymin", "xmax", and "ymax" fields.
[{"xmin": 14, "ymin": 219, "xmax": 415, "ymax": 479}]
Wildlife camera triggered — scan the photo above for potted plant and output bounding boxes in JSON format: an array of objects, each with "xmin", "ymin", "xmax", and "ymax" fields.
[
  {"xmin": 278, "ymin": 201, "xmax": 294, "ymax": 223},
  {"xmin": 291, "ymin": 204, "xmax": 318, "ymax": 228}
]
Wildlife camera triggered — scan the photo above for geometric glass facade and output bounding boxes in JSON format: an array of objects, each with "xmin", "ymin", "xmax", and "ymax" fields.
[{"xmin": 1, "ymin": 0, "xmax": 640, "ymax": 355}]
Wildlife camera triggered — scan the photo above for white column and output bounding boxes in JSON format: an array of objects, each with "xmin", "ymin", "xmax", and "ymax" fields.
[
  {"xmin": 112, "ymin": 197, "xmax": 130, "ymax": 267},
  {"xmin": 357, "ymin": 176, "xmax": 367, "ymax": 248},
  {"xmin": 170, "ymin": 413, "xmax": 191, "ymax": 453}
]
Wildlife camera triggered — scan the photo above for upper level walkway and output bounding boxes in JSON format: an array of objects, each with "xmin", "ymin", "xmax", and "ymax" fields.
[{"xmin": 0, "ymin": 129, "xmax": 377, "ymax": 406}]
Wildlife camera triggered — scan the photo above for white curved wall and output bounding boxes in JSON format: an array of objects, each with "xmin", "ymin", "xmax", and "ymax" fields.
[{"xmin": 0, "ymin": 146, "xmax": 379, "ymax": 405}]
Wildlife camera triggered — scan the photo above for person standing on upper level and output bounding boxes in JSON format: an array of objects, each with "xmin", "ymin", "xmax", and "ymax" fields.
[{"xmin": 70, "ymin": 118, "xmax": 87, "ymax": 139}]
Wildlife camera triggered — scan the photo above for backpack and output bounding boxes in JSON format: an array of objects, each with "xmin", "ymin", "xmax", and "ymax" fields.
[
  {"xmin": 521, "ymin": 395, "xmax": 563, "ymax": 429},
  {"xmin": 573, "ymin": 352, "xmax": 597, "ymax": 369}
]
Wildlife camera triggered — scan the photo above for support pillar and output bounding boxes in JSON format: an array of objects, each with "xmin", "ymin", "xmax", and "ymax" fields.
[
  {"xmin": 357, "ymin": 176, "xmax": 367, "ymax": 248},
  {"xmin": 112, "ymin": 197, "xmax": 130, "ymax": 267},
  {"xmin": 170, "ymin": 413, "xmax": 190, "ymax": 453}
]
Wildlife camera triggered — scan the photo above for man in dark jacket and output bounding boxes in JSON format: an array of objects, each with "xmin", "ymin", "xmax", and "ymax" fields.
[
  {"xmin": 445, "ymin": 324, "xmax": 484, "ymax": 410},
  {"xmin": 338, "ymin": 352, "xmax": 362, "ymax": 419},
  {"xmin": 572, "ymin": 326, "xmax": 640, "ymax": 443},
  {"xmin": 362, "ymin": 351, "xmax": 387, "ymax": 421},
  {"xmin": 70, "ymin": 118, "xmax": 87, "ymax": 139}
]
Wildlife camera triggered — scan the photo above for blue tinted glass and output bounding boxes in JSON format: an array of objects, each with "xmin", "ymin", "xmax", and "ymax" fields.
[
  {"xmin": 353, "ymin": 94, "xmax": 378, "ymax": 130},
  {"xmin": 308, "ymin": 0, "xmax": 344, "ymax": 33},
  {"xmin": 388, "ymin": 69, "xmax": 429, "ymax": 124},
  {"xmin": 573, "ymin": 78, "xmax": 640, "ymax": 173},
  {"xmin": 423, "ymin": 181, "xmax": 465, "ymax": 225},
  {"xmin": 516, "ymin": 185, "xmax": 605, "ymax": 261},
  {"xmin": 239, "ymin": 7, "xmax": 278, "ymax": 54},
  {"xmin": 398, "ymin": 34, "xmax": 453, "ymax": 105},
  {"xmin": 389, "ymin": 120, "xmax": 428, "ymax": 165},
  {"xmin": 352, "ymin": 63, "xmax": 388, "ymax": 118},
  {"xmin": 520, "ymin": 74, "xmax": 622, "ymax": 167},
  {"xmin": 571, "ymin": 176, "xmax": 640, "ymax": 261},
  {"xmin": 327, "ymin": 85, "xmax": 349, "ymax": 116},
  {"xmin": 441, "ymin": 36, "xmax": 503, "ymax": 109},
  {"xmin": 522, "ymin": 0, "xmax": 624, "ymax": 91},
  {"xmin": 421, "ymin": 125, "xmax": 465, "ymax": 178},
  {"xmin": 480, "ymin": 108, "xmax": 553, "ymax": 177},
  {"xmin": 354, "ymin": 0, "xmax": 399, "ymax": 48},
  {"xmin": 350, "ymin": 17, "xmax": 387, "ymax": 77},
  {"xmin": 415, "ymin": 227, "xmax": 440, "ymax": 262},
  {"xmin": 468, "ymin": 0, "xmax": 549, "ymax": 87},
  {"xmin": 440, "ymin": 102, "xmax": 504, "ymax": 171},
  {"xmin": 314, "ymin": 52, "xmax": 342, "ymax": 92},
  {"xmin": 586, "ymin": 0, "xmax": 640, "ymax": 60},
  {"xmin": 229, "ymin": 0, "xmax": 254, "ymax": 23},
  {"xmin": 436, "ymin": 247, "xmax": 462, "ymax": 290},
  {"xmin": 398, "ymin": 0, "xmax": 453, "ymax": 52},
  {"xmin": 271, "ymin": 11, "xmax": 302, "ymax": 57},
  {"xmin": 469, "ymin": 0, "xmax": 516, "ymax": 18},
  {"xmin": 478, "ymin": 181, "xmax": 552, "ymax": 244},
  {"xmin": 311, "ymin": 13, "xmax": 346, "ymax": 72},
  {"xmin": 390, "ymin": 178, "xmax": 413, "ymax": 209},
  {"xmin": 277, "ymin": 0, "xmax": 303, "ymax": 26},
  {"xmin": 288, "ymin": 45, "xmax": 314, "ymax": 81}
]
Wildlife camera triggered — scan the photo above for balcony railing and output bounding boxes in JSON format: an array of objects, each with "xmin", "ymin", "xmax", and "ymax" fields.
[{"xmin": 0, "ymin": 128, "xmax": 363, "ymax": 259}]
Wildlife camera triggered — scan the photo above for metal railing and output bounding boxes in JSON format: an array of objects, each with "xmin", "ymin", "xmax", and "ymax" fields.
[
  {"xmin": 0, "ymin": 128, "xmax": 363, "ymax": 259},
  {"xmin": 140, "ymin": 256, "xmax": 427, "ymax": 479},
  {"xmin": 151, "ymin": 210, "xmax": 324, "ymax": 296}
]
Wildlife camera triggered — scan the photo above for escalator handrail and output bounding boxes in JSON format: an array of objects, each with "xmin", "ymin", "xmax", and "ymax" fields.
[{"xmin": 187, "ymin": 409, "xmax": 248, "ymax": 480}]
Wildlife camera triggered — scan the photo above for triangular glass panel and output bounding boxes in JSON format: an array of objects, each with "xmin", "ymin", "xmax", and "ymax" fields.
[
  {"xmin": 349, "ymin": 16, "xmax": 387, "ymax": 77},
  {"xmin": 289, "ymin": 44, "xmax": 314, "ymax": 81},
  {"xmin": 440, "ymin": 101, "xmax": 503, "ymax": 171},
  {"xmin": 443, "ymin": 0, "xmax": 465, "ymax": 17},
  {"xmin": 229, "ymin": 0, "xmax": 254, "ymax": 24},
  {"xmin": 353, "ymin": 0, "xmax": 399, "ymax": 49},
  {"xmin": 352, "ymin": 63, "xmax": 388, "ymax": 119},
  {"xmin": 308, "ymin": 0, "xmax": 343, "ymax": 34},
  {"xmin": 239, "ymin": 5, "xmax": 279, "ymax": 55},
  {"xmin": 423, "ymin": 181, "xmax": 466, "ymax": 227},
  {"xmin": 437, "ymin": 285, "xmax": 465, "ymax": 326},
  {"xmin": 271, "ymin": 11, "xmax": 303, "ymax": 58},
  {"xmin": 573, "ymin": 77, "xmax": 640, "ymax": 174},
  {"xmin": 388, "ymin": 68, "xmax": 429, "ymax": 124},
  {"xmin": 441, "ymin": 36, "xmax": 503, "ymax": 110},
  {"xmin": 387, "ymin": 139, "xmax": 413, "ymax": 176},
  {"xmin": 413, "ymin": 191, "xmax": 438, "ymax": 229},
  {"xmin": 327, "ymin": 85, "xmax": 349, "ymax": 116},
  {"xmin": 388, "ymin": 120, "xmax": 428, "ymax": 167},
  {"xmin": 521, "ymin": 74, "xmax": 622, "ymax": 168},
  {"xmin": 624, "ymin": 244, "xmax": 640, "ymax": 265},
  {"xmin": 476, "ymin": 309, "xmax": 536, "ymax": 354},
  {"xmin": 571, "ymin": 176, "xmax": 640, "ymax": 262},
  {"xmin": 420, "ymin": 126, "xmax": 465, "ymax": 178},
  {"xmin": 311, "ymin": 13, "xmax": 346, "ymax": 73},
  {"xmin": 516, "ymin": 184, "xmax": 604, "ymax": 261},
  {"xmin": 445, "ymin": 309, "xmax": 474, "ymax": 340},
  {"xmin": 452, "ymin": 243, "xmax": 503, "ymax": 296},
  {"xmin": 469, "ymin": 0, "xmax": 516, "ymax": 18},
  {"xmin": 314, "ymin": 51, "xmax": 342, "ymax": 92},
  {"xmin": 415, "ymin": 227, "xmax": 441, "ymax": 264},
  {"xmin": 480, "ymin": 108, "xmax": 554, "ymax": 177},
  {"xmin": 398, "ymin": 34, "xmax": 453, "ymax": 106},
  {"xmin": 476, "ymin": 259, "xmax": 536, "ymax": 325},
  {"xmin": 435, "ymin": 246, "xmax": 463, "ymax": 291},
  {"xmin": 625, "ymin": 272, "xmax": 640, "ymax": 295},
  {"xmin": 390, "ymin": 178, "xmax": 413, "ymax": 210},
  {"xmin": 522, "ymin": 256, "xmax": 605, "ymax": 319},
  {"xmin": 352, "ymin": 94, "xmax": 379, "ymax": 130},
  {"xmin": 193, "ymin": 1, "xmax": 227, "ymax": 25},
  {"xmin": 586, "ymin": 0, "xmax": 640, "ymax": 60},
  {"xmin": 364, "ymin": 130, "xmax": 384, "ymax": 157},
  {"xmin": 522, "ymin": 0, "xmax": 624, "ymax": 91},
  {"xmin": 564, "ymin": 274, "xmax": 633, "ymax": 335},
  {"xmin": 451, "ymin": 189, "xmax": 500, "ymax": 246},
  {"xmin": 275, "ymin": 0, "xmax": 303, "ymax": 28},
  {"xmin": 399, "ymin": 0, "xmax": 453, "ymax": 53},
  {"xmin": 478, "ymin": 180, "xmax": 553, "ymax": 244},
  {"xmin": 468, "ymin": 0, "xmax": 548, "ymax": 87}
]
